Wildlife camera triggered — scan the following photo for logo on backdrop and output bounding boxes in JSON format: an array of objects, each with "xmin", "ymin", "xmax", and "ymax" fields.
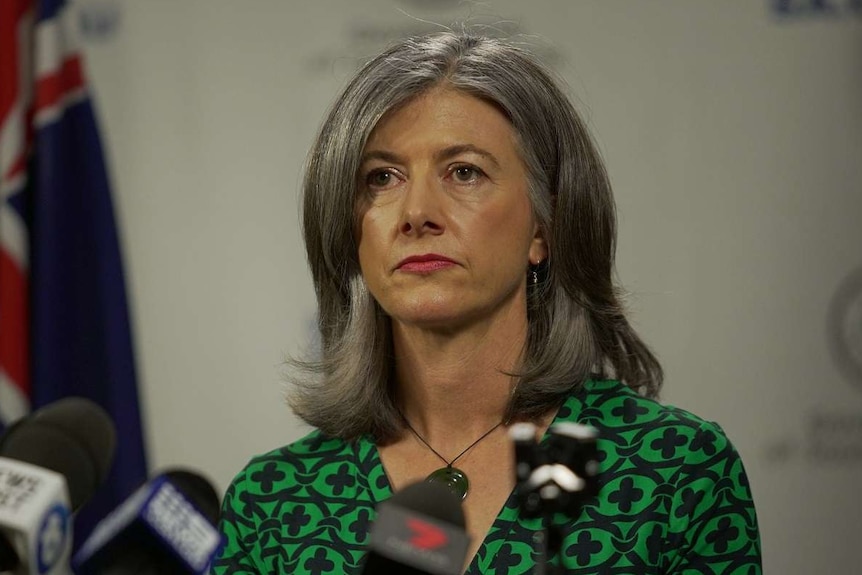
[
  {"xmin": 78, "ymin": 1, "xmax": 122, "ymax": 41},
  {"xmin": 771, "ymin": 0, "xmax": 862, "ymax": 18},
  {"xmin": 395, "ymin": 0, "xmax": 462, "ymax": 9},
  {"xmin": 828, "ymin": 266, "xmax": 862, "ymax": 393},
  {"xmin": 305, "ymin": 14, "xmax": 562, "ymax": 76},
  {"xmin": 765, "ymin": 266, "xmax": 862, "ymax": 465}
]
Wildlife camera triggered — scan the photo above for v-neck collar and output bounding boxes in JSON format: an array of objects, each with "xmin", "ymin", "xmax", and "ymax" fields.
[{"xmin": 362, "ymin": 382, "xmax": 594, "ymax": 573}]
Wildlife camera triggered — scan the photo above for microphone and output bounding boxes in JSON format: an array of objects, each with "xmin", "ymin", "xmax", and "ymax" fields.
[
  {"xmin": 72, "ymin": 469, "xmax": 223, "ymax": 575},
  {"xmin": 510, "ymin": 422, "xmax": 600, "ymax": 575},
  {"xmin": 0, "ymin": 397, "xmax": 117, "ymax": 575},
  {"xmin": 361, "ymin": 481, "xmax": 470, "ymax": 575}
]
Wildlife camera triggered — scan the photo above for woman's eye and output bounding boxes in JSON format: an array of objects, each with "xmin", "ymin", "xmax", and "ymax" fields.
[
  {"xmin": 452, "ymin": 165, "xmax": 483, "ymax": 183},
  {"xmin": 366, "ymin": 170, "xmax": 394, "ymax": 188}
]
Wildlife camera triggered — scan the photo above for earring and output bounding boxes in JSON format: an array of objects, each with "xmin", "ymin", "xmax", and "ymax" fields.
[{"xmin": 529, "ymin": 259, "xmax": 545, "ymax": 287}]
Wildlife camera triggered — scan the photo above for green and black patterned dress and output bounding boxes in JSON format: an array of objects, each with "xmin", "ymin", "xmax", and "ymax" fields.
[{"xmin": 212, "ymin": 379, "xmax": 761, "ymax": 574}]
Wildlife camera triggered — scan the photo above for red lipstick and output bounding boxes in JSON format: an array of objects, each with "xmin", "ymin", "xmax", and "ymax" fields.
[{"xmin": 396, "ymin": 254, "xmax": 457, "ymax": 273}]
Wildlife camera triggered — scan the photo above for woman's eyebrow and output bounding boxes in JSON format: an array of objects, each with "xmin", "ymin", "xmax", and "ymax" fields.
[
  {"xmin": 359, "ymin": 145, "xmax": 501, "ymax": 169},
  {"xmin": 435, "ymin": 144, "xmax": 501, "ymax": 169},
  {"xmin": 359, "ymin": 150, "xmax": 403, "ymax": 166}
]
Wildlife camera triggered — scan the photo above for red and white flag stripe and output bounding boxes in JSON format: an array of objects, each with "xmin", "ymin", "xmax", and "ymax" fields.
[
  {"xmin": 0, "ymin": 0, "xmax": 34, "ymax": 424},
  {"xmin": 1, "ymin": 0, "xmax": 89, "ymax": 425}
]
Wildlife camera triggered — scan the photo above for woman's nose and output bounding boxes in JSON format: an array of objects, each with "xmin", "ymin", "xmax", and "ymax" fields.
[{"xmin": 399, "ymin": 173, "xmax": 444, "ymax": 236}]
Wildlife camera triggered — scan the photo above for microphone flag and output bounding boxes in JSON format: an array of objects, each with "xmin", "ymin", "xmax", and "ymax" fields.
[
  {"xmin": 363, "ymin": 481, "xmax": 470, "ymax": 575},
  {"xmin": 0, "ymin": 458, "xmax": 72, "ymax": 575},
  {"xmin": 370, "ymin": 504, "xmax": 468, "ymax": 574},
  {"xmin": 0, "ymin": 0, "xmax": 148, "ymax": 549},
  {"xmin": 73, "ymin": 475, "xmax": 222, "ymax": 575}
]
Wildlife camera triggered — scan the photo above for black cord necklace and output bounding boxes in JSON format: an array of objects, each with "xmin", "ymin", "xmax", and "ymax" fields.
[{"xmin": 399, "ymin": 411, "xmax": 505, "ymax": 501}]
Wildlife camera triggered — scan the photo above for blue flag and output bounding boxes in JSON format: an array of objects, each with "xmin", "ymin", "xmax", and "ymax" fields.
[{"xmin": 0, "ymin": 0, "xmax": 149, "ymax": 548}]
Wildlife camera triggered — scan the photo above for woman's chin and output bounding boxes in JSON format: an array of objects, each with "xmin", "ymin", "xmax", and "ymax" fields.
[{"xmin": 388, "ymin": 303, "xmax": 473, "ymax": 332}]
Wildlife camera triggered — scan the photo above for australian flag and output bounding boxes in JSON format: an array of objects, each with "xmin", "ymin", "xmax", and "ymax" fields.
[{"xmin": 0, "ymin": 0, "xmax": 148, "ymax": 546}]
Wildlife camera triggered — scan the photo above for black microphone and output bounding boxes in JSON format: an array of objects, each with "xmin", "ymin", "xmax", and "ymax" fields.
[
  {"xmin": 0, "ymin": 397, "xmax": 117, "ymax": 575},
  {"xmin": 73, "ymin": 468, "xmax": 223, "ymax": 575},
  {"xmin": 361, "ymin": 481, "xmax": 470, "ymax": 575}
]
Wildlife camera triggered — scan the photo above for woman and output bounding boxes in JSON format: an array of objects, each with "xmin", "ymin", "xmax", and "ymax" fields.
[{"xmin": 212, "ymin": 32, "xmax": 761, "ymax": 574}]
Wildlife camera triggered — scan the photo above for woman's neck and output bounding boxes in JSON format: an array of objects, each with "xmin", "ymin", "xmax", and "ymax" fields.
[{"xmin": 391, "ymin": 314, "xmax": 527, "ymax": 450}]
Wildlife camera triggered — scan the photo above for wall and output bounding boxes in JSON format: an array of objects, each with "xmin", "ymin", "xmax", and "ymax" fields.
[{"xmin": 76, "ymin": 1, "xmax": 862, "ymax": 572}]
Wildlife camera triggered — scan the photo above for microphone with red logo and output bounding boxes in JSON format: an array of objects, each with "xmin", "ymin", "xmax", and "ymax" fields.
[{"xmin": 361, "ymin": 481, "xmax": 469, "ymax": 575}]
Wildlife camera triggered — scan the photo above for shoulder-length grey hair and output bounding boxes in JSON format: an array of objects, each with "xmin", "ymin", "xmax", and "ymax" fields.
[{"xmin": 289, "ymin": 31, "xmax": 662, "ymax": 442}]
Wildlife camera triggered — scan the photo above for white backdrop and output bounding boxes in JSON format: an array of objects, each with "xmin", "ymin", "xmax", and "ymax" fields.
[{"xmin": 75, "ymin": 1, "xmax": 862, "ymax": 573}]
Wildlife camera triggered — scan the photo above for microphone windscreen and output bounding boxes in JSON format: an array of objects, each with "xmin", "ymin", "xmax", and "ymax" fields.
[
  {"xmin": 28, "ymin": 397, "xmax": 116, "ymax": 481},
  {"xmin": 0, "ymin": 398, "xmax": 116, "ymax": 510}
]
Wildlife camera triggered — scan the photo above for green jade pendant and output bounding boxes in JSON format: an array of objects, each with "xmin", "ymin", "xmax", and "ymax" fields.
[{"xmin": 426, "ymin": 466, "xmax": 469, "ymax": 500}]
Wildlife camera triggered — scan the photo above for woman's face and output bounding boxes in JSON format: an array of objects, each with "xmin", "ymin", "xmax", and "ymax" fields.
[{"xmin": 355, "ymin": 87, "xmax": 548, "ymax": 332}]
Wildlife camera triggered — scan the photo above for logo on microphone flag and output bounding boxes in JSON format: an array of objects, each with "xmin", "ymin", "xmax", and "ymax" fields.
[
  {"xmin": 0, "ymin": 0, "xmax": 148, "ymax": 549},
  {"xmin": 36, "ymin": 503, "xmax": 69, "ymax": 574},
  {"xmin": 407, "ymin": 518, "xmax": 448, "ymax": 550},
  {"xmin": 371, "ymin": 504, "xmax": 469, "ymax": 575}
]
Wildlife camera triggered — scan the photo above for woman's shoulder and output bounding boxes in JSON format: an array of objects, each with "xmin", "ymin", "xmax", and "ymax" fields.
[
  {"xmin": 545, "ymin": 384, "xmax": 761, "ymax": 571},
  {"xmin": 558, "ymin": 379, "xmax": 745, "ymax": 471},
  {"xmin": 566, "ymin": 378, "xmax": 730, "ymax": 436},
  {"xmin": 226, "ymin": 429, "xmax": 377, "ymax": 495},
  {"xmin": 214, "ymin": 432, "xmax": 384, "ymax": 573}
]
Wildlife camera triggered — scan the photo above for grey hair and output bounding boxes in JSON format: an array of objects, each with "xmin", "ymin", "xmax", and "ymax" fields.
[{"xmin": 289, "ymin": 31, "xmax": 663, "ymax": 442}]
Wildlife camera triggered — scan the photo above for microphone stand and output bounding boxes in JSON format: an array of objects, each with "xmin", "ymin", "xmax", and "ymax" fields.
[
  {"xmin": 531, "ymin": 513, "xmax": 563, "ymax": 575},
  {"xmin": 509, "ymin": 422, "xmax": 599, "ymax": 575}
]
